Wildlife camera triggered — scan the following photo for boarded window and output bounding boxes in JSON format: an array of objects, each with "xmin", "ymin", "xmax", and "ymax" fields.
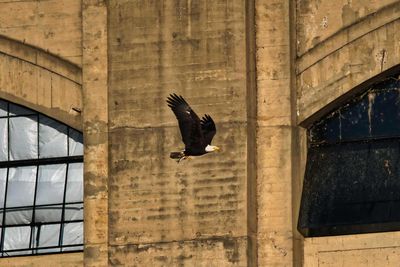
[{"xmin": 298, "ymin": 74, "xmax": 400, "ymax": 237}]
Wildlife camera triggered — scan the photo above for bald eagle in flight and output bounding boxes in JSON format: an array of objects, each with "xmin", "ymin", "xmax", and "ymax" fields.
[{"xmin": 167, "ymin": 93, "xmax": 220, "ymax": 162}]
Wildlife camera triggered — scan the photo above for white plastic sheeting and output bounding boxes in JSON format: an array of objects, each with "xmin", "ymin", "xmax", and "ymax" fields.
[
  {"xmin": 36, "ymin": 164, "xmax": 67, "ymax": 205},
  {"xmin": 9, "ymin": 116, "xmax": 38, "ymax": 160},
  {"xmin": 3, "ymin": 226, "xmax": 31, "ymax": 255},
  {"xmin": 64, "ymin": 204, "xmax": 83, "ymax": 221},
  {"xmin": 0, "ymin": 100, "xmax": 84, "ymax": 256},
  {"xmin": 6, "ymin": 167, "xmax": 37, "ymax": 207},
  {"xmin": 64, "ymin": 163, "xmax": 83, "ymax": 222},
  {"xmin": 39, "ymin": 116, "xmax": 68, "ymax": 158},
  {"xmin": 0, "ymin": 119, "xmax": 7, "ymax": 161},
  {"xmin": 0, "ymin": 168, "xmax": 6, "ymax": 225},
  {"xmin": 2, "ymin": 163, "xmax": 84, "ymax": 253},
  {"xmin": 66, "ymin": 163, "xmax": 83, "ymax": 202},
  {"xmin": 5, "ymin": 167, "xmax": 36, "ymax": 225},
  {"xmin": 35, "ymin": 205, "xmax": 62, "ymax": 223},
  {"xmin": 69, "ymin": 129, "xmax": 83, "ymax": 156},
  {"xmin": 63, "ymin": 222, "xmax": 83, "ymax": 246},
  {"xmin": 37, "ymin": 224, "xmax": 60, "ymax": 248}
]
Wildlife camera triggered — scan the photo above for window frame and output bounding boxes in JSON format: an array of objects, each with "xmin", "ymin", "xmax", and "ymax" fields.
[
  {"xmin": 298, "ymin": 73, "xmax": 400, "ymax": 237},
  {"xmin": 0, "ymin": 100, "xmax": 84, "ymax": 257}
]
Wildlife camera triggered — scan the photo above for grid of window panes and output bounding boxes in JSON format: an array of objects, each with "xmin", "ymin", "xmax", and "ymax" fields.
[{"xmin": 0, "ymin": 100, "xmax": 83, "ymax": 257}]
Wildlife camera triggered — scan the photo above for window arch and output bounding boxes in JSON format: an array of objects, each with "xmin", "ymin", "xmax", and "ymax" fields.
[
  {"xmin": 298, "ymin": 72, "xmax": 400, "ymax": 237},
  {"xmin": 0, "ymin": 100, "xmax": 83, "ymax": 256}
]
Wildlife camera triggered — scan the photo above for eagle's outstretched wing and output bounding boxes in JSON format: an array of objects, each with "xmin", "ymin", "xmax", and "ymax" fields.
[
  {"xmin": 200, "ymin": 114, "xmax": 216, "ymax": 145},
  {"xmin": 166, "ymin": 94, "xmax": 205, "ymax": 150}
]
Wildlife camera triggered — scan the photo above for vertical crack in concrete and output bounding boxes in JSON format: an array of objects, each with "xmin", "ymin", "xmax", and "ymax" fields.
[{"xmin": 380, "ymin": 49, "xmax": 387, "ymax": 72}]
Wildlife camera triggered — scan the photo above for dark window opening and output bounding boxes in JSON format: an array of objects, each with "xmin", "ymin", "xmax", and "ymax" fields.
[{"xmin": 298, "ymin": 73, "xmax": 400, "ymax": 237}]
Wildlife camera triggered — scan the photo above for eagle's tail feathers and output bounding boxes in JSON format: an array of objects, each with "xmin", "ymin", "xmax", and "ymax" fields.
[{"xmin": 170, "ymin": 151, "xmax": 186, "ymax": 163}]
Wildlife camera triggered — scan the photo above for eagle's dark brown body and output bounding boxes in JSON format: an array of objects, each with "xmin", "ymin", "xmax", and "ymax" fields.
[{"xmin": 166, "ymin": 94, "xmax": 219, "ymax": 162}]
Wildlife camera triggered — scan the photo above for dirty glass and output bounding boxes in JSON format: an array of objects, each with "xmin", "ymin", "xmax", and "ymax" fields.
[
  {"xmin": 0, "ymin": 100, "xmax": 84, "ymax": 257},
  {"xmin": 299, "ymin": 74, "xmax": 400, "ymax": 237}
]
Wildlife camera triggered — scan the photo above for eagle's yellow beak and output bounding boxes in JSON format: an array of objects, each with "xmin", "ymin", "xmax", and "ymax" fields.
[{"xmin": 214, "ymin": 146, "xmax": 220, "ymax": 152}]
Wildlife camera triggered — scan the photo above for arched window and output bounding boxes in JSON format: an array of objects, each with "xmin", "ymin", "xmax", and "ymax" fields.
[
  {"xmin": 0, "ymin": 100, "xmax": 83, "ymax": 256},
  {"xmin": 298, "ymin": 72, "xmax": 400, "ymax": 237}
]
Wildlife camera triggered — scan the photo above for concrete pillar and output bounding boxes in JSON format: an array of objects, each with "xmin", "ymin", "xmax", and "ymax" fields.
[
  {"xmin": 107, "ymin": 0, "xmax": 251, "ymax": 265},
  {"xmin": 82, "ymin": 1, "xmax": 109, "ymax": 266},
  {"xmin": 255, "ymin": 0, "xmax": 297, "ymax": 266}
]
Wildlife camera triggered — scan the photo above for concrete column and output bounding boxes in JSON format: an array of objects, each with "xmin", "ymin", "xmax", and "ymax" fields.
[
  {"xmin": 82, "ymin": 1, "xmax": 109, "ymax": 266},
  {"xmin": 255, "ymin": 0, "xmax": 297, "ymax": 266},
  {"xmin": 107, "ymin": 0, "xmax": 250, "ymax": 265}
]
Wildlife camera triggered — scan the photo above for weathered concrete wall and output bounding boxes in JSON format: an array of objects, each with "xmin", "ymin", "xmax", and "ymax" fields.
[
  {"xmin": 82, "ymin": 0, "xmax": 108, "ymax": 266},
  {"xmin": 304, "ymin": 232, "xmax": 400, "ymax": 267},
  {"xmin": 0, "ymin": 0, "xmax": 82, "ymax": 66},
  {"xmin": 297, "ymin": 0, "xmax": 398, "ymax": 55},
  {"xmin": 0, "ymin": 252, "xmax": 83, "ymax": 267},
  {"xmin": 297, "ymin": 2, "xmax": 400, "ymax": 125},
  {"xmin": 108, "ymin": 0, "xmax": 250, "ymax": 265},
  {"xmin": 110, "ymin": 237, "xmax": 248, "ymax": 266},
  {"xmin": 0, "ymin": 35, "xmax": 82, "ymax": 130},
  {"xmin": 255, "ymin": 0, "xmax": 297, "ymax": 266}
]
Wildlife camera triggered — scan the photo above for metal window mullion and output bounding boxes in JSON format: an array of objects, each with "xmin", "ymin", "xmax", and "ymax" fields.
[
  {"xmin": 67, "ymin": 127, "xmax": 70, "ymax": 157},
  {"xmin": 29, "ymin": 165, "xmax": 39, "ymax": 252},
  {"xmin": 0, "ymin": 168, "xmax": 9, "ymax": 257},
  {"xmin": 0, "ymin": 156, "xmax": 83, "ymax": 168},
  {"xmin": 3, "ymin": 243, "xmax": 84, "ymax": 254},
  {"xmin": 37, "ymin": 113, "xmax": 39, "ymax": 159},
  {"xmin": 0, "ymin": 201, "xmax": 83, "ymax": 211},
  {"xmin": 0, "ymin": 201, "xmax": 83, "ymax": 215},
  {"xmin": 0, "ymin": 219, "xmax": 83, "ymax": 228},
  {"xmin": 7, "ymin": 102, "xmax": 9, "ymax": 161},
  {"xmin": 29, "ymin": 114, "xmax": 40, "ymax": 253},
  {"xmin": 1, "ymin": 103, "xmax": 9, "ymax": 257},
  {"xmin": 0, "ymin": 114, "xmax": 36, "ymax": 119},
  {"xmin": 58, "ymin": 163, "xmax": 69, "ymax": 249},
  {"xmin": 35, "ymin": 224, "xmax": 41, "ymax": 255},
  {"xmin": 62, "ymin": 127, "xmax": 71, "ymax": 251}
]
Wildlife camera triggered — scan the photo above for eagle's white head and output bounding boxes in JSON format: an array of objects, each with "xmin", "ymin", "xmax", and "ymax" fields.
[{"xmin": 205, "ymin": 145, "xmax": 220, "ymax": 153}]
